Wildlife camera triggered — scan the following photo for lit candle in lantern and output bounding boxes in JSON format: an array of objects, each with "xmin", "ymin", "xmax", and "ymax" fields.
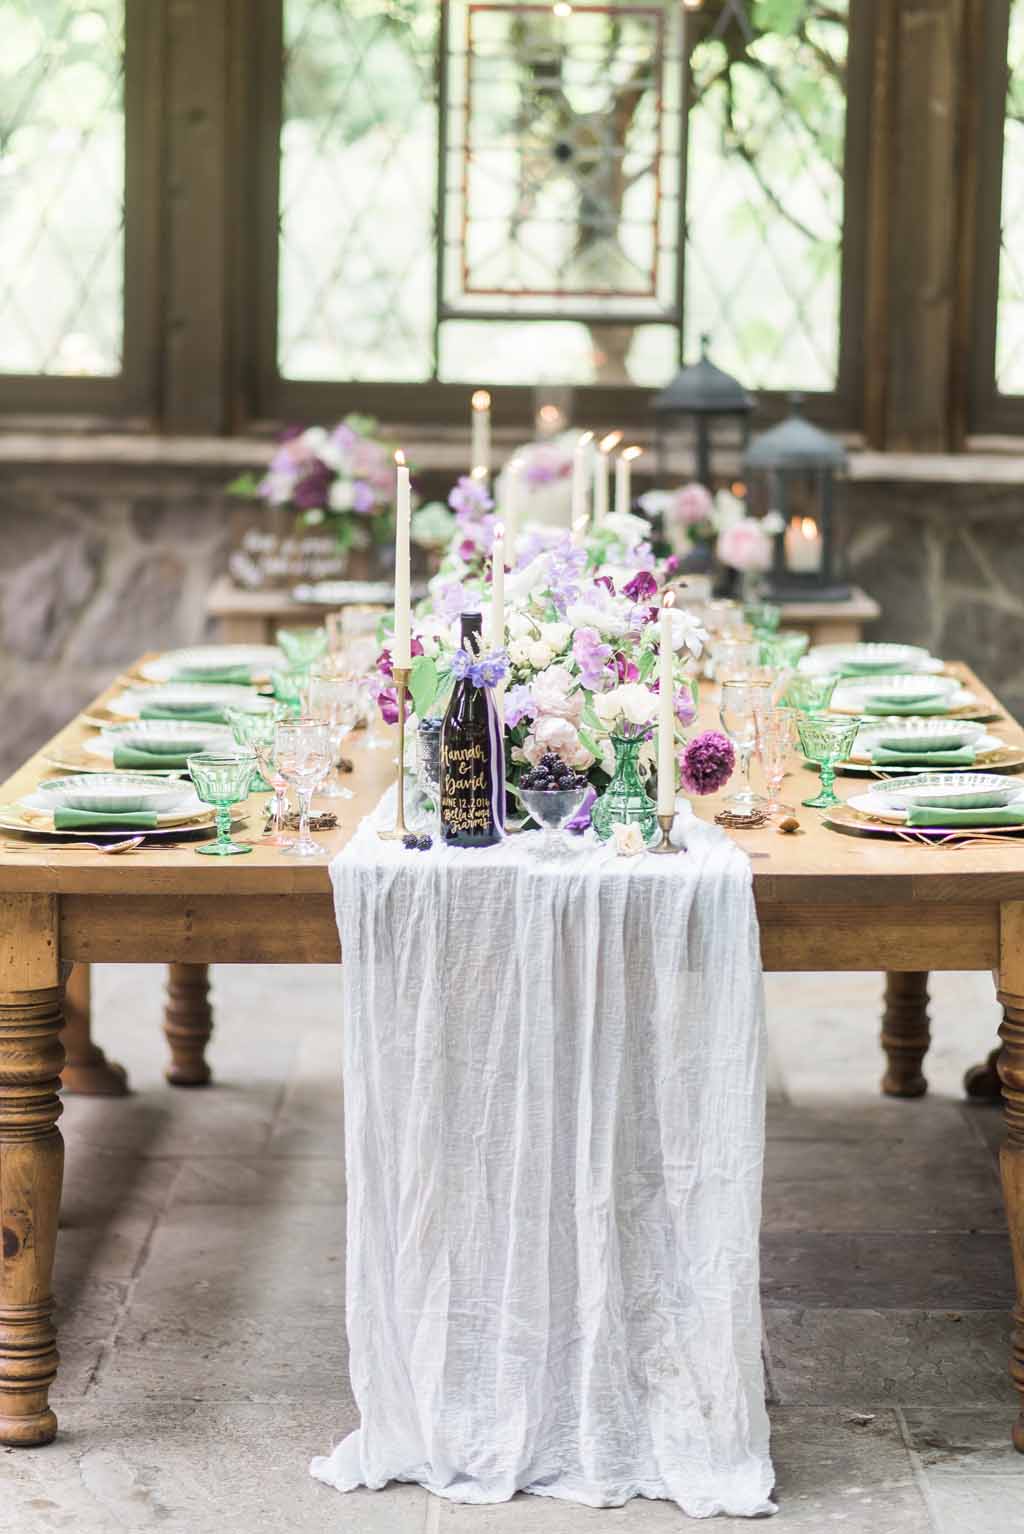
[
  {"xmin": 615, "ymin": 444, "xmax": 642, "ymax": 517},
  {"xmin": 658, "ymin": 593, "xmax": 677, "ymax": 818},
  {"xmin": 470, "ymin": 390, "xmax": 491, "ymax": 479},
  {"xmin": 571, "ymin": 431, "xmax": 593, "ymax": 527},
  {"xmin": 784, "ymin": 515, "xmax": 823, "ymax": 574},
  {"xmin": 393, "ymin": 450, "xmax": 412, "ymax": 668},
  {"xmin": 593, "ymin": 431, "xmax": 623, "ymax": 526}
]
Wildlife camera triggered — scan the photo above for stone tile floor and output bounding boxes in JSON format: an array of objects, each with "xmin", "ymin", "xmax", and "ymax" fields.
[{"xmin": 3, "ymin": 964, "xmax": 1021, "ymax": 1533}]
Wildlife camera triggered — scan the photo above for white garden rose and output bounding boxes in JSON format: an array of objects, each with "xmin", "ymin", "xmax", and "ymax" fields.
[
  {"xmin": 328, "ymin": 478, "xmax": 355, "ymax": 513},
  {"xmin": 531, "ymin": 663, "xmax": 583, "ymax": 721},
  {"xmin": 508, "ymin": 640, "xmax": 532, "ymax": 667},
  {"xmin": 527, "ymin": 640, "xmax": 554, "ymax": 669},
  {"xmin": 507, "ymin": 610, "xmax": 536, "ymax": 640},
  {"xmin": 611, "ymin": 822, "xmax": 646, "ymax": 857},
  {"xmin": 594, "ymin": 683, "xmax": 655, "ymax": 729},
  {"xmin": 540, "ymin": 621, "xmax": 571, "ymax": 651}
]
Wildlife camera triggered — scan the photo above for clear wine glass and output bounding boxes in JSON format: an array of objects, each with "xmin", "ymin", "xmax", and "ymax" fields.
[
  {"xmin": 224, "ymin": 702, "xmax": 288, "ymax": 792},
  {"xmin": 305, "ymin": 669, "xmax": 360, "ymax": 798},
  {"xmin": 358, "ymin": 674, "xmax": 388, "ymax": 751},
  {"xmin": 712, "ymin": 639, "xmax": 759, "ymax": 689},
  {"xmin": 756, "ymin": 707, "xmax": 799, "ymax": 817},
  {"xmin": 719, "ymin": 679, "xmax": 773, "ymax": 811},
  {"xmin": 274, "ymin": 720, "xmax": 330, "ymax": 857},
  {"xmin": 251, "ymin": 735, "xmax": 294, "ymax": 849}
]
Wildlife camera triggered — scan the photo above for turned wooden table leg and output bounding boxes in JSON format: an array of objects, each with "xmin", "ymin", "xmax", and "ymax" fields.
[
  {"xmin": 163, "ymin": 963, "xmax": 214, "ymax": 1087},
  {"xmin": 60, "ymin": 964, "xmax": 128, "ymax": 1097},
  {"xmin": 965, "ymin": 1039, "xmax": 1005, "ymax": 1104},
  {"xmin": 997, "ymin": 902, "xmax": 1024, "ymax": 1452},
  {"xmin": 0, "ymin": 896, "xmax": 64, "ymax": 1447},
  {"xmin": 881, "ymin": 971, "xmax": 931, "ymax": 1098}
]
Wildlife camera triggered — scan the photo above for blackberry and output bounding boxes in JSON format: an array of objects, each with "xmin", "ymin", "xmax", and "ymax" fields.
[
  {"xmin": 417, "ymin": 834, "xmax": 433, "ymax": 851},
  {"xmin": 402, "ymin": 832, "xmax": 419, "ymax": 850}
]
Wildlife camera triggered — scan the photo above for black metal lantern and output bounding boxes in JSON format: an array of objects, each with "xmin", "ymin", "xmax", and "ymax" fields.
[
  {"xmin": 652, "ymin": 334, "xmax": 753, "ymax": 489},
  {"xmin": 744, "ymin": 396, "xmax": 849, "ymax": 602}
]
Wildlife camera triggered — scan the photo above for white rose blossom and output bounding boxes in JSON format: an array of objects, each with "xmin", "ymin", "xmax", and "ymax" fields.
[{"xmin": 611, "ymin": 822, "xmax": 647, "ymax": 857}]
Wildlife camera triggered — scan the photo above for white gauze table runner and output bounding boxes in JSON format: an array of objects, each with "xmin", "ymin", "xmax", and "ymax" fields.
[{"xmin": 311, "ymin": 794, "xmax": 775, "ymax": 1519}]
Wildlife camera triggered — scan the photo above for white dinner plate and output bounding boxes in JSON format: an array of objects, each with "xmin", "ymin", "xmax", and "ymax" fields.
[
  {"xmin": 83, "ymin": 720, "xmax": 235, "ymax": 762},
  {"xmin": 831, "ymin": 677, "xmax": 975, "ymax": 716},
  {"xmin": 850, "ymin": 774, "xmax": 1024, "ymax": 818},
  {"xmin": 138, "ymin": 645, "xmax": 284, "ymax": 683},
  {"xmin": 27, "ymin": 775, "xmax": 204, "ymax": 816},
  {"xmin": 107, "ymin": 683, "xmax": 267, "ymax": 719},
  {"xmin": 801, "ymin": 642, "xmax": 940, "ymax": 677}
]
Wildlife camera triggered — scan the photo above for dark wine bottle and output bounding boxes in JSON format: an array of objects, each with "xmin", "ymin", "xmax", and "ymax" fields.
[{"xmin": 440, "ymin": 612, "xmax": 505, "ymax": 847}]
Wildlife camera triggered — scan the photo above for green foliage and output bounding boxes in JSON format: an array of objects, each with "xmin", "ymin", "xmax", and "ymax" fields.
[
  {"xmin": 226, "ymin": 471, "xmax": 262, "ymax": 499},
  {"xmin": 408, "ymin": 654, "xmax": 451, "ymax": 721}
]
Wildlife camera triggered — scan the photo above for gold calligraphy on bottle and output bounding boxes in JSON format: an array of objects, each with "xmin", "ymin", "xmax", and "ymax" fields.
[{"xmin": 441, "ymin": 738, "xmax": 493, "ymax": 834}]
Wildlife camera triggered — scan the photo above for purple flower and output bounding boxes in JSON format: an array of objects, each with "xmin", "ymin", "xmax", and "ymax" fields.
[
  {"xmin": 504, "ymin": 684, "xmax": 536, "ymax": 729},
  {"xmin": 594, "ymin": 574, "xmax": 616, "ymax": 595},
  {"xmin": 622, "ymin": 570, "xmax": 658, "ymax": 604},
  {"xmin": 434, "ymin": 580, "xmax": 467, "ymax": 625},
  {"xmin": 613, "ymin": 651, "xmax": 640, "ymax": 684},
  {"xmin": 452, "ymin": 646, "xmax": 507, "ymax": 688},
  {"xmin": 664, "ymin": 555, "xmax": 681, "ymax": 576},
  {"xmin": 292, "ymin": 462, "xmax": 332, "ymax": 512},
  {"xmin": 546, "ymin": 537, "xmax": 588, "ymax": 614},
  {"xmin": 448, "ymin": 475, "xmax": 494, "ymax": 517},
  {"xmin": 674, "ymin": 685, "xmax": 697, "ymax": 727},
  {"xmin": 572, "ymin": 626, "xmax": 613, "ymax": 690},
  {"xmin": 377, "ymin": 638, "xmax": 423, "ymax": 681},
  {"xmin": 680, "ymin": 731, "xmax": 735, "ymax": 796},
  {"xmin": 351, "ymin": 481, "xmax": 375, "ymax": 515}
]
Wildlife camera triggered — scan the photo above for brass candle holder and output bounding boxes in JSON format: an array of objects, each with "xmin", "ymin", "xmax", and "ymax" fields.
[
  {"xmin": 651, "ymin": 811, "xmax": 682, "ymax": 854},
  {"xmin": 377, "ymin": 666, "xmax": 411, "ymax": 841}
]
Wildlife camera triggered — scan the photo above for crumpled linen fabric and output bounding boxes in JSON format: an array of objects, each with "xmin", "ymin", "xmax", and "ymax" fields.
[{"xmin": 311, "ymin": 795, "xmax": 775, "ymax": 1519}]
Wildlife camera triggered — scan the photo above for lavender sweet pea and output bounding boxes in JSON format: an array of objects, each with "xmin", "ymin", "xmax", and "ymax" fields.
[{"xmin": 448, "ymin": 475, "xmax": 494, "ymax": 518}]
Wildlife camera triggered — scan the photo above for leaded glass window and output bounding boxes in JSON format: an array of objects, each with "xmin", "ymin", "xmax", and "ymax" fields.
[
  {"xmin": 997, "ymin": 0, "xmax": 1024, "ymax": 394},
  {"xmin": 278, "ymin": 0, "xmax": 849, "ymax": 395},
  {"xmin": 0, "ymin": 0, "xmax": 125, "ymax": 376}
]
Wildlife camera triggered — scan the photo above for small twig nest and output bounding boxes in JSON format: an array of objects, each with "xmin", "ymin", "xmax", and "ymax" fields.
[{"xmin": 715, "ymin": 807, "xmax": 770, "ymax": 829}]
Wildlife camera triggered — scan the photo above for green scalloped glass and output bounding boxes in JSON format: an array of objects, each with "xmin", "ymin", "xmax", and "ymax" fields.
[
  {"xmin": 780, "ymin": 672, "xmax": 838, "ymax": 713},
  {"xmin": 796, "ymin": 713, "xmax": 859, "ymax": 809},
  {"xmin": 758, "ymin": 631, "xmax": 811, "ymax": 669},
  {"xmin": 743, "ymin": 601, "xmax": 782, "ymax": 635},
  {"xmin": 591, "ymin": 734, "xmax": 659, "ymax": 844}
]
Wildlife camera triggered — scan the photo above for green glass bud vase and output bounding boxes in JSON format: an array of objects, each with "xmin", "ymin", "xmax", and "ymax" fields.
[{"xmin": 592, "ymin": 733, "xmax": 659, "ymax": 844}]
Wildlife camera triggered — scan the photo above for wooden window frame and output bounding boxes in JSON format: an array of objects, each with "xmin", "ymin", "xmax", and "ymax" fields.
[{"xmin": 0, "ymin": 0, "xmax": 164, "ymax": 427}]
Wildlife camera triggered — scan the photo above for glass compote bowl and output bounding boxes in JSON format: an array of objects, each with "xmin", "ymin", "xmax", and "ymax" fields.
[
  {"xmin": 520, "ymin": 786, "xmax": 588, "ymax": 858},
  {"xmin": 796, "ymin": 713, "xmax": 860, "ymax": 809},
  {"xmin": 277, "ymin": 626, "xmax": 328, "ymax": 672},
  {"xmin": 780, "ymin": 672, "xmax": 839, "ymax": 714},
  {"xmin": 186, "ymin": 751, "xmax": 257, "ymax": 857},
  {"xmin": 306, "ymin": 669, "xmax": 360, "ymax": 798},
  {"xmin": 224, "ymin": 702, "xmax": 288, "ymax": 792},
  {"xmin": 274, "ymin": 719, "xmax": 330, "ymax": 857}
]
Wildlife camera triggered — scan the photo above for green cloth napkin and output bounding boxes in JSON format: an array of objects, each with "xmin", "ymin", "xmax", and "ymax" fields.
[
  {"xmin": 168, "ymin": 666, "xmax": 255, "ymax": 685},
  {"xmin": 840, "ymin": 661, "xmax": 904, "ymax": 676},
  {"xmin": 140, "ymin": 704, "xmax": 228, "ymax": 724},
  {"xmin": 906, "ymin": 803, "xmax": 1024, "ymax": 828},
  {"xmin": 53, "ymin": 807, "xmax": 159, "ymax": 830},
  {"xmin": 862, "ymin": 698, "xmax": 951, "ymax": 716},
  {"xmin": 112, "ymin": 745, "xmax": 192, "ymax": 770},
  {"xmin": 870, "ymin": 746, "xmax": 976, "ymax": 767}
]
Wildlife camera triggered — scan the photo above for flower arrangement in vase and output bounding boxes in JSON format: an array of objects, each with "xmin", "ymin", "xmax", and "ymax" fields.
[{"xmin": 372, "ymin": 475, "xmax": 732, "ymax": 832}]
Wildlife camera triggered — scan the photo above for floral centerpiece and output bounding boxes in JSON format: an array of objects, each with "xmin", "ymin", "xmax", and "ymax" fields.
[
  {"xmin": 229, "ymin": 415, "xmax": 397, "ymax": 557},
  {"xmin": 639, "ymin": 483, "xmax": 783, "ymax": 594},
  {"xmin": 374, "ymin": 483, "xmax": 733, "ymax": 829}
]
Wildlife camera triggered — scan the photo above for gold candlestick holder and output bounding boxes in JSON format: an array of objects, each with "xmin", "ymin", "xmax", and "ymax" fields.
[
  {"xmin": 651, "ymin": 811, "xmax": 681, "ymax": 854},
  {"xmin": 378, "ymin": 666, "xmax": 411, "ymax": 841}
]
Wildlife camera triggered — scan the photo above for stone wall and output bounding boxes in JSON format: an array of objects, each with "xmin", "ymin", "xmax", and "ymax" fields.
[{"xmin": 1, "ymin": 444, "xmax": 1022, "ymax": 778}]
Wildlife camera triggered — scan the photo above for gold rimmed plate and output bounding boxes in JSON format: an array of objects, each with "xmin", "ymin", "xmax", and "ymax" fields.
[
  {"xmin": 826, "ymin": 744, "xmax": 1024, "ymax": 777},
  {"xmin": 825, "ymin": 803, "xmax": 1024, "ymax": 844},
  {"xmin": 0, "ymin": 803, "xmax": 221, "ymax": 840}
]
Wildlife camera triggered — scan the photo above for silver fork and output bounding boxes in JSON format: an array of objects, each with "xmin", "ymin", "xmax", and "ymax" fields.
[{"xmin": 2, "ymin": 836, "xmax": 147, "ymax": 855}]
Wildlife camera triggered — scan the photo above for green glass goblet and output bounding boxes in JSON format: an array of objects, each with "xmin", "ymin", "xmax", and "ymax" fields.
[
  {"xmin": 758, "ymin": 631, "xmax": 811, "ymax": 670},
  {"xmin": 224, "ymin": 703, "xmax": 288, "ymax": 791},
  {"xmin": 743, "ymin": 600, "xmax": 782, "ymax": 635},
  {"xmin": 187, "ymin": 751, "xmax": 257, "ymax": 856},
  {"xmin": 277, "ymin": 627, "xmax": 329, "ymax": 672},
  {"xmin": 795, "ymin": 714, "xmax": 860, "ymax": 810},
  {"xmin": 780, "ymin": 672, "xmax": 839, "ymax": 714}
]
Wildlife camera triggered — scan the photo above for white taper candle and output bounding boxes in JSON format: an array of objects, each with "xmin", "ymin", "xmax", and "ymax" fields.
[
  {"xmin": 615, "ymin": 444, "xmax": 642, "ymax": 517},
  {"xmin": 657, "ymin": 593, "xmax": 676, "ymax": 817},
  {"xmin": 393, "ymin": 451, "xmax": 412, "ymax": 668}
]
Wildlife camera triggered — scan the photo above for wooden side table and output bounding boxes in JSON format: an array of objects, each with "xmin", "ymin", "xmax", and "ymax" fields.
[{"xmin": 777, "ymin": 586, "xmax": 880, "ymax": 645}]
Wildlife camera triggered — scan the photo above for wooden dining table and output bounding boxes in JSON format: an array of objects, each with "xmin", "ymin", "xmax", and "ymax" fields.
[{"xmin": 3, "ymin": 659, "xmax": 1024, "ymax": 1452}]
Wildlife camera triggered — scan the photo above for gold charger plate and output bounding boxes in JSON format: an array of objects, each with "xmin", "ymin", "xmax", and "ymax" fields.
[
  {"xmin": 0, "ymin": 803, "xmax": 219, "ymax": 840},
  {"xmin": 41, "ymin": 745, "xmax": 188, "ymax": 776},
  {"xmin": 828, "ymin": 701, "xmax": 1002, "ymax": 723},
  {"xmin": 825, "ymin": 803, "xmax": 1024, "ymax": 845},
  {"xmin": 828, "ymin": 745, "xmax": 1024, "ymax": 777}
]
